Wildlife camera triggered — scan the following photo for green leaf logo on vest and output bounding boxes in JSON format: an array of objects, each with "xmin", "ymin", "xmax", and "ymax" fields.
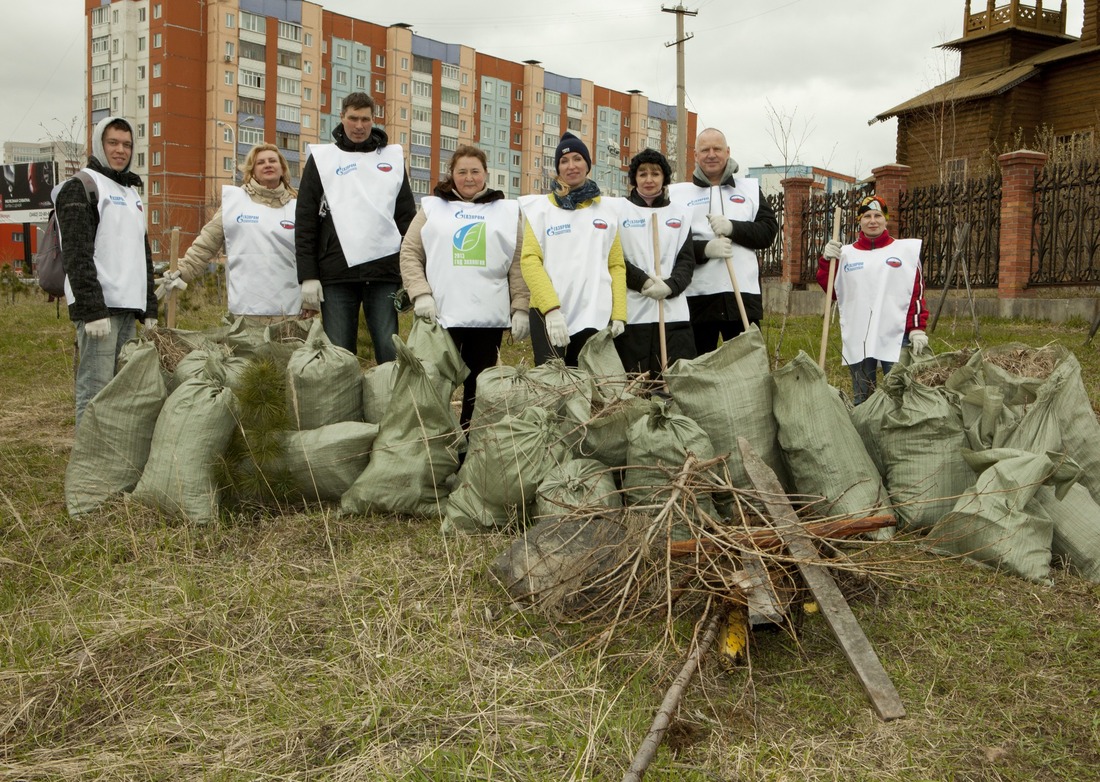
[{"xmin": 451, "ymin": 223, "xmax": 488, "ymax": 267}]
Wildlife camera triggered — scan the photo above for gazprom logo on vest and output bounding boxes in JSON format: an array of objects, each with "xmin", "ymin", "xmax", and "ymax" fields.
[
  {"xmin": 728, "ymin": 194, "xmax": 746, "ymax": 204},
  {"xmin": 452, "ymin": 222, "xmax": 488, "ymax": 267},
  {"xmin": 592, "ymin": 218, "xmax": 609, "ymax": 230},
  {"xmin": 688, "ymin": 196, "xmax": 708, "ymax": 207},
  {"xmin": 885, "ymin": 257, "xmax": 903, "ymax": 268},
  {"xmin": 236, "ymin": 214, "xmax": 260, "ymax": 223},
  {"xmin": 547, "ymin": 224, "xmax": 571, "ymax": 236},
  {"xmin": 377, "ymin": 162, "xmax": 393, "ymax": 173},
  {"xmin": 455, "ymin": 209, "xmax": 486, "ymax": 221},
  {"xmin": 665, "ymin": 218, "xmax": 683, "ymax": 229},
  {"xmin": 280, "ymin": 220, "xmax": 295, "ymax": 230},
  {"xmin": 336, "ymin": 163, "xmax": 357, "ymax": 175},
  {"xmin": 622, "ymin": 218, "xmax": 646, "ymax": 228},
  {"xmin": 844, "ymin": 261, "xmax": 865, "ymax": 273},
  {"xmin": 109, "ymin": 194, "xmax": 127, "ymax": 206}
]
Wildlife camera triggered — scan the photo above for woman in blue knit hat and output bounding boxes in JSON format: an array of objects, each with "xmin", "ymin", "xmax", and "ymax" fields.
[{"xmin": 518, "ymin": 131, "xmax": 626, "ymax": 366}]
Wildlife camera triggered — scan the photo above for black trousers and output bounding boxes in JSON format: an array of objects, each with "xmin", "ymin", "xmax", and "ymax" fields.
[{"xmin": 446, "ymin": 326, "xmax": 503, "ymax": 430}]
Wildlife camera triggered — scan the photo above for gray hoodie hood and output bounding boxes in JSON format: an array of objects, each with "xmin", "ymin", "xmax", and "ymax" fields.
[
  {"xmin": 692, "ymin": 155, "xmax": 740, "ymax": 188},
  {"xmin": 91, "ymin": 115, "xmax": 135, "ymax": 174}
]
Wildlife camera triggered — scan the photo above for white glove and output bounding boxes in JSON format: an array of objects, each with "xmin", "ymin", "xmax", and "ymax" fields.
[
  {"xmin": 707, "ymin": 213, "xmax": 733, "ymax": 237},
  {"xmin": 704, "ymin": 237, "xmax": 734, "ymax": 260},
  {"xmin": 909, "ymin": 329, "xmax": 929, "ymax": 356},
  {"xmin": 510, "ymin": 310, "xmax": 530, "ymax": 342},
  {"xmin": 144, "ymin": 318, "xmax": 158, "ymax": 330},
  {"xmin": 640, "ymin": 276, "xmax": 672, "ymax": 300},
  {"xmin": 609, "ymin": 320, "xmax": 625, "ymax": 338},
  {"xmin": 300, "ymin": 279, "xmax": 324, "ymax": 311},
  {"xmin": 544, "ymin": 309, "xmax": 569, "ymax": 348},
  {"xmin": 823, "ymin": 240, "xmax": 842, "ymax": 261},
  {"xmin": 413, "ymin": 294, "xmax": 438, "ymax": 323},
  {"xmin": 154, "ymin": 270, "xmax": 187, "ymax": 301},
  {"xmin": 84, "ymin": 317, "xmax": 111, "ymax": 339}
]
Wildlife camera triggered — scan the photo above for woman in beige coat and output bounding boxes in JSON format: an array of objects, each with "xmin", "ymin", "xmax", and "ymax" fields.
[{"xmin": 157, "ymin": 143, "xmax": 301, "ymax": 319}]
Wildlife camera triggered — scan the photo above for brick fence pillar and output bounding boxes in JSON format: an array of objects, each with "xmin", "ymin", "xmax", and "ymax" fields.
[
  {"xmin": 870, "ymin": 164, "xmax": 911, "ymax": 238},
  {"xmin": 997, "ymin": 149, "xmax": 1048, "ymax": 298},
  {"xmin": 780, "ymin": 176, "xmax": 814, "ymax": 286}
]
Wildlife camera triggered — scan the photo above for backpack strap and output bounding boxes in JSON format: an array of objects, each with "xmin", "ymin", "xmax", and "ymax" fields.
[{"xmin": 72, "ymin": 170, "xmax": 98, "ymax": 205}]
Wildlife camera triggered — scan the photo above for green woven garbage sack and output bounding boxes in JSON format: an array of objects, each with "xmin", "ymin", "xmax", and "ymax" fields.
[
  {"xmin": 1030, "ymin": 483, "xmax": 1100, "ymax": 583},
  {"xmin": 440, "ymin": 482, "xmax": 517, "ymax": 534},
  {"xmin": 171, "ymin": 346, "xmax": 249, "ymax": 392},
  {"xmin": 930, "ymin": 448, "xmax": 1078, "ymax": 584},
  {"xmin": 664, "ymin": 325, "xmax": 788, "ymax": 491},
  {"xmin": 945, "ymin": 345, "xmax": 1044, "ymax": 449},
  {"xmin": 341, "ymin": 336, "xmax": 463, "ymax": 518},
  {"xmin": 577, "ymin": 327, "xmax": 630, "ymax": 403},
  {"xmin": 223, "ymin": 315, "xmax": 271, "ymax": 358},
  {"xmin": 118, "ymin": 326, "xmax": 220, "ymax": 385},
  {"xmin": 65, "ymin": 341, "xmax": 168, "ymax": 516},
  {"xmin": 849, "ymin": 389, "xmax": 891, "ymax": 478},
  {"xmin": 622, "ymin": 401, "xmax": 717, "ymax": 521},
  {"xmin": 457, "ymin": 405, "xmax": 565, "ymax": 509},
  {"xmin": 286, "ymin": 318, "xmax": 363, "ymax": 431},
  {"xmin": 568, "ymin": 393, "xmax": 650, "ymax": 468},
  {"xmin": 130, "ymin": 377, "xmax": 239, "ymax": 523},
  {"xmin": 406, "ymin": 316, "xmax": 470, "ymax": 405},
  {"xmin": 534, "ymin": 458, "xmax": 622, "ymax": 520},
  {"xmin": 876, "ymin": 361, "xmax": 974, "ymax": 532},
  {"xmin": 361, "ymin": 361, "xmax": 396, "ymax": 425},
  {"xmin": 279, "ymin": 421, "xmax": 380, "ymax": 502},
  {"xmin": 771, "ymin": 351, "xmax": 893, "ymax": 535}
]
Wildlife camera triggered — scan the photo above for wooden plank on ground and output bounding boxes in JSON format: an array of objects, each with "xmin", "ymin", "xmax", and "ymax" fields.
[
  {"xmin": 740, "ymin": 552, "xmax": 785, "ymax": 626},
  {"xmin": 737, "ymin": 437, "xmax": 906, "ymax": 722}
]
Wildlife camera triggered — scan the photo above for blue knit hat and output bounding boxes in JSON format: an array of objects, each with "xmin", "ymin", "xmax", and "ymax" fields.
[{"xmin": 554, "ymin": 132, "xmax": 591, "ymax": 173}]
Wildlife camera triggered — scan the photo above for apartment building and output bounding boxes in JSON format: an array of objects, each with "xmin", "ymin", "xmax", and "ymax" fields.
[{"xmin": 84, "ymin": 0, "xmax": 695, "ymax": 260}]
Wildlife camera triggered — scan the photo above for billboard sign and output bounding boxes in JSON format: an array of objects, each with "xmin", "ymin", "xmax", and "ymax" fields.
[{"xmin": 0, "ymin": 161, "xmax": 59, "ymax": 224}]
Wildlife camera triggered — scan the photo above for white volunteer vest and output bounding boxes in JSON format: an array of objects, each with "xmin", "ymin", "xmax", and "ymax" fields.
[
  {"xmin": 64, "ymin": 168, "xmax": 147, "ymax": 310},
  {"xmin": 420, "ymin": 196, "xmax": 519, "ymax": 329},
  {"xmin": 669, "ymin": 179, "xmax": 762, "ymax": 297},
  {"xmin": 221, "ymin": 186, "xmax": 301, "ymax": 316},
  {"xmin": 308, "ymin": 143, "xmax": 404, "ymax": 267},
  {"xmin": 520, "ymin": 194, "xmax": 619, "ymax": 335},
  {"xmin": 615, "ymin": 199, "xmax": 691, "ymax": 325},
  {"xmin": 834, "ymin": 239, "xmax": 922, "ymax": 365}
]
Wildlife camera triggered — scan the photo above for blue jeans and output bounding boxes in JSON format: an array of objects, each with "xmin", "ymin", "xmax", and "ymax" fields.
[
  {"xmin": 75, "ymin": 314, "xmax": 135, "ymax": 427},
  {"xmin": 848, "ymin": 357, "xmax": 895, "ymax": 406},
  {"xmin": 319, "ymin": 280, "xmax": 399, "ymax": 363}
]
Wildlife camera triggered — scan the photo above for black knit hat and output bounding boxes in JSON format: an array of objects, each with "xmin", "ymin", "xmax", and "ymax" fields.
[
  {"xmin": 554, "ymin": 132, "xmax": 591, "ymax": 173},
  {"xmin": 628, "ymin": 148, "xmax": 672, "ymax": 186}
]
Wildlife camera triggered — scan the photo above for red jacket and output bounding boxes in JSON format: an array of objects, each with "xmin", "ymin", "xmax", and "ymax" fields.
[{"xmin": 816, "ymin": 229, "xmax": 928, "ymax": 332}]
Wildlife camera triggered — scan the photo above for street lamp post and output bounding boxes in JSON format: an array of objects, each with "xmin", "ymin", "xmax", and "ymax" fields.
[{"xmin": 216, "ymin": 115, "xmax": 256, "ymax": 184}]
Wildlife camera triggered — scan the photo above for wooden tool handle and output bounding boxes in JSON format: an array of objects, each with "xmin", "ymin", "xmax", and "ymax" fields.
[{"xmin": 817, "ymin": 207, "xmax": 842, "ymax": 369}]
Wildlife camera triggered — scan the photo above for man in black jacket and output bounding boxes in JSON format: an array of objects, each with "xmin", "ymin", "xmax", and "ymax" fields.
[
  {"xmin": 669, "ymin": 128, "xmax": 778, "ymax": 354},
  {"xmin": 57, "ymin": 115, "xmax": 156, "ymax": 426},
  {"xmin": 295, "ymin": 92, "xmax": 416, "ymax": 362}
]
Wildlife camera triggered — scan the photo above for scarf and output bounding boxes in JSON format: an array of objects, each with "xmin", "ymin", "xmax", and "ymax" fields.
[{"xmin": 553, "ymin": 178, "xmax": 601, "ymax": 211}]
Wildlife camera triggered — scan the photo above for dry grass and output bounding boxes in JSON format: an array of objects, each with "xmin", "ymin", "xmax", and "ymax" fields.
[{"xmin": 2, "ymin": 288, "xmax": 1100, "ymax": 780}]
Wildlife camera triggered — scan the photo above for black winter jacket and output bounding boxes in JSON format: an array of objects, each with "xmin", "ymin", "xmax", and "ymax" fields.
[
  {"xmin": 621, "ymin": 189, "xmax": 695, "ymax": 298},
  {"xmin": 295, "ymin": 125, "xmax": 416, "ymax": 285}
]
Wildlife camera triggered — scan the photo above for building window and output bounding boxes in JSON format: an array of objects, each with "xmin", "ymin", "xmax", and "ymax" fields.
[
  {"xmin": 356, "ymin": 49, "xmax": 368, "ymax": 64},
  {"xmin": 239, "ymin": 97, "xmax": 264, "ymax": 115},
  {"xmin": 302, "ymin": 113, "xmax": 311, "ymax": 129},
  {"xmin": 412, "ymin": 107, "xmax": 430, "ymax": 123},
  {"xmin": 224, "ymin": 71, "xmax": 233, "ymax": 86},
  {"xmin": 303, "ymin": 87, "xmax": 312, "ymax": 102},
  {"xmin": 151, "ymin": 239, "xmax": 160, "ymax": 254},
  {"xmin": 335, "ymin": 70, "xmax": 347, "ymax": 86},
  {"xmin": 375, "ymin": 105, "xmax": 384, "ymax": 118},
  {"xmin": 91, "ymin": 6, "xmax": 108, "ymax": 25},
  {"xmin": 152, "ymin": 151, "xmax": 161, "ymax": 165},
  {"xmin": 401, "ymin": 57, "xmax": 409, "ymax": 70},
  {"xmin": 136, "ymin": 152, "xmax": 145, "ymax": 167},
  {"xmin": 411, "ymin": 178, "xmax": 429, "ymax": 195},
  {"xmin": 137, "ymin": 95, "xmax": 145, "ymax": 109},
  {"xmin": 440, "ymin": 111, "xmax": 459, "ymax": 129},
  {"xmin": 277, "ymin": 76, "xmax": 301, "ymax": 96},
  {"xmin": 138, "ymin": 36, "xmax": 146, "ymax": 51},
  {"xmin": 400, "ymin": 107, "xmax": 407, "ymax": 120},
  {"xmin": 410, "ymin": 154, "xmax": 429, "ymax": 169},
  {"xmin": 91, "ymin": 93, "xmax": 109, "ymax": 111},
  {"xmin": 441, "ymin": 63, "xmax": 459, "ymax": 80},
  {"xmin": 153, "ymin": 4, "xmax": 162, "ymax": 19},
  {"xmin": 355, "ymin": 74, "xmax": 366, "ymax": 90},
  {"xmin": 137, "ymin": 123, "xmax": 146, "ymax": 138},
  {"xmin": 224, "ymin": 156, "xmax": 234, "ymax": 171},
  {"xmin": 91, "ymin": 35, "xmax": 109, "ymax": 54},
  {"xmin": 336, "ymin": 43, "xmax": 348, "ymax": 60},
  {"xmin": 413, "ymin": 55, "xmax": 432, "ymax": 74},
  {"xmin": 239, "ymin": 40, "xmax": 265, "ymax": 61},
  {"xmin": 151, "ymin": 210, "xmax": 159, "ymax": 225},
  {"xmin": 152, "ymin": 93, "xmax": 162, "ymax": 108},
  {"xmin": 376, "ymin": 54, "xmax": 385, "ymax": 67},
  {"xmin": 413, "ymin": 81, "xmax": 432, "ymax": 98},
  {"xmin": 153, "ymin": 122, "xmax": 161, "ymax": 137},
  {"xmin": 304, "ymin": 60, "xmax": 312, "ymax": 75},
  {"xmin": 400, "ymin": 83, "xmax": 408, "ymax": 96},
  {"xmin": 111, "ymin": 97, "xmax": 118, "ymax": 113},
  {"xmin": 225, "ymin": 12, "xmax": 235, "ymax": 28},
  {"xmin": 278, "ymin": 21, "xmax": 302, "ymax": 42},
  {"xmin": 375, "ymin": 79, "xmax": 385, "ymax": 93},
  {"xmin": 92, "ymin": 64, "xmax": 108, "ymax": 82},
  {"xmin": 137, "ymin": 65, "xmax": 146, "ymax": 80},
  {"xmin": 411, "ymin": 131, "xmax": 431, "ymax": 147},
  {"xmin": 515, "ymin": 89, "xmax": 522, "ymax": 100},
  {"xmin": 240, "ymin": 70, "xmax": 264, "ymax": 89},
  {"xmin": 239, "ymin": 127, "xmax": 263, "ymax": 145},
  {"xmin": 304, "ymin": 33, "xmax": 312, "ymax": 47},
  {"xmin": 240, "ymin": 12, "xmax": 264, "ymax": 33},
  {"xmin": 153, "ymin": 63, "xmax": 161, "ymax": 78},
  {"xmin": 153, "ymin": 33, "xmax": 162, "ymax": 48},
  {"xmin": 277, "ymin": 49, "xmax": 301, "ymax": 68},
  {"xmin": 224, "ymin": 99, "xmax": 234, "ymax": 114},
  {"xmin": 276, "ymin": 103, "xmax": 300, "ymax": 122}
]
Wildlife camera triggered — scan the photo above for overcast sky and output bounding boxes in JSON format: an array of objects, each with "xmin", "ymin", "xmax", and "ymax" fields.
[{"xmin": 3, "ymin": 1, "xmax": 1087, "ymax": 178}]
